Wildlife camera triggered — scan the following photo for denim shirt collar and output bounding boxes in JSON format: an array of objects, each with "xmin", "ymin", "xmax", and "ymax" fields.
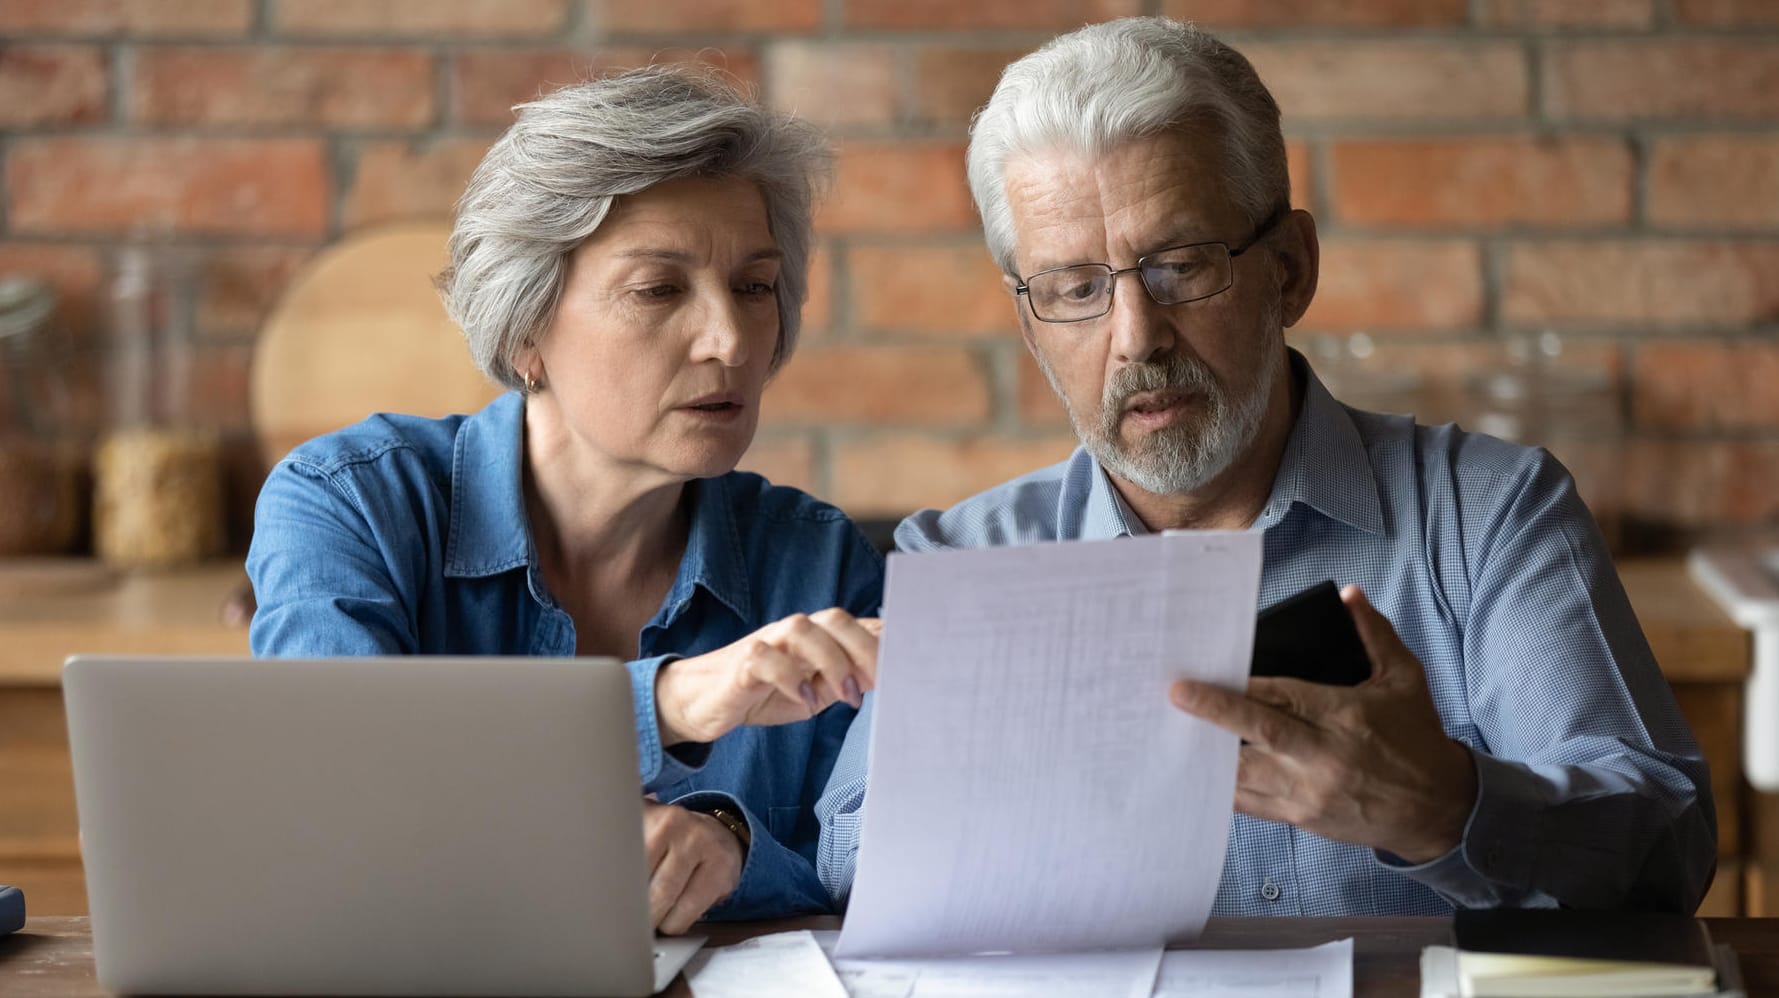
[
  {"xmin": 1071, "ymin": 349, "xmax": 1384, "ymax": 539},
  {"xmin": 443, "ymin": 391, "xmax": 754, "ymax": 622}
]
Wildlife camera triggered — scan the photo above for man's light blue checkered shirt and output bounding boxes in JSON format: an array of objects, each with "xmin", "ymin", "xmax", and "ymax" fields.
[{"xmin": 816, "ymin": 353, "xmax": 1715, "ymax": 916}]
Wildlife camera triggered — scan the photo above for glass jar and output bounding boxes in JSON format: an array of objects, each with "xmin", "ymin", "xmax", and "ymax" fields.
[
  {"xmin": 91, "ymin": 246, "xmax": 224, "ymax": 569},
  {"xmin": 0, "ymin": 275, "xmax": 83, "ymax": 556},
  {"xmin": 1465, "ymin": 333, "xmax": 1624, "ymax": 550}
]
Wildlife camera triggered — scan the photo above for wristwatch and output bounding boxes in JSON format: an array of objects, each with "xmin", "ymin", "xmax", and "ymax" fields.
[{"xmin": 699, "ymin": 805, "xmax": 752, "ymax": 856}]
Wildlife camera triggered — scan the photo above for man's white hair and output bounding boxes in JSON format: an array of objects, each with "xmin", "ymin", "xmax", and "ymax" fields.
[{"xmin": 966, "ymin": 16, "xmax": 1290, "ymax": 276}]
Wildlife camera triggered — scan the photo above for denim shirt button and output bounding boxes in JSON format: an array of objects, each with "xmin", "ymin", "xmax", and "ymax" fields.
[{"xmin": 1260, "ymin": 881, "xmax": 1281, "ymax": 902}]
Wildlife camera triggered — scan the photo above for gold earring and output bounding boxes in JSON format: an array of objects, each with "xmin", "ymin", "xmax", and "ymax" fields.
[{"xmin": 522, "ymin": 370, "xmax": 541, "ymax": 394}]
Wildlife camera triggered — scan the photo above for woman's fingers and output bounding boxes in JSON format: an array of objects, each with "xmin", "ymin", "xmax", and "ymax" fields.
[
  {"xmin": 646, "ymin": 807, "xmax": 745, "ymax": 935},
  {"xmin": 647, "ymin": 837, "xmax": 697, "ymax": 930}
]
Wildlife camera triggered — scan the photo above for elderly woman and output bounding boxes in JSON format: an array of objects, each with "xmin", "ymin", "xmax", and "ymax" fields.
[{"xmin": 246, "ymin": 66, "xmax": 880, "ymax": 933}]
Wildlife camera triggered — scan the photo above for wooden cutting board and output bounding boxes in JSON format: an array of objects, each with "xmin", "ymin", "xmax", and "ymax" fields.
[{"xmin": 250, "ymin": 222, "xmax": 503, "ymax": 465}]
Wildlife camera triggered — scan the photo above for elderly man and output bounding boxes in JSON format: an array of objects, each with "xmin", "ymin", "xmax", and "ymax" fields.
[{"xmin": 816, "ymin": 16, "xmax": 1714, "ymax": 916}]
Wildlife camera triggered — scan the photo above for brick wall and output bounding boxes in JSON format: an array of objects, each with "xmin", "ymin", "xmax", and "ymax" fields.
[{"xmin": 2, "ymin": 0, "xmax": 1778, "ymax": 549}]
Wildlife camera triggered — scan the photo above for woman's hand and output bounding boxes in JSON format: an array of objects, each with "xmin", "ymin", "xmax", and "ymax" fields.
[
  {"xmin": 655, "ymin": 608, "xmax": 879, "ymax": 745},
  {"xmin": 644, "ymin": 799, "xmax": 744, "ymax": 935}
]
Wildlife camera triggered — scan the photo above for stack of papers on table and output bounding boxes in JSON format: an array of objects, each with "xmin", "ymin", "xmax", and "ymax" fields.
[{"xmin": 684, "ymin": 930, "xmax": 1355, "ymax": 998}]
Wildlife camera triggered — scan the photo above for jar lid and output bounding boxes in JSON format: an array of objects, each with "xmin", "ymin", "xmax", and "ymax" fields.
[{"xmin": 0, "ymin": 276, "xmax": 55, "ymax": 340}]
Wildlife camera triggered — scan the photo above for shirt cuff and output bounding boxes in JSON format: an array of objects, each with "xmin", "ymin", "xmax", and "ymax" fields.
[
  {"xmin": 627, "ymin": 655, "xmax": 712, "ymax": 789},
  {"xmin": 1373, "ymin": 749, "xmax": 1545, "ymax": 908},
  {"xmin": 670, "ymin": 790, "xmax": 764, "ymax": 917}
]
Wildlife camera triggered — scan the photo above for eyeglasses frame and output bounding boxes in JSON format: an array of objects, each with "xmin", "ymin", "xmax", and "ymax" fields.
[{"xmin": 1013, "ymin": 209, "xmax": 1290, "ymax": 324}]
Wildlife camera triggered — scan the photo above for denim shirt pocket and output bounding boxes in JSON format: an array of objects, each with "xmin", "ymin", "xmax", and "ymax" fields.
[{"xmin": 769, "ymin": 805, "xmax": 800, "ymax": 843}]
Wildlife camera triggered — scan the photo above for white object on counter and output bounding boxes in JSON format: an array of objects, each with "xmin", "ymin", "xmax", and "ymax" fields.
[{"xmin": 1687, "ymin": 548, "xmax": 1779, "ymax": 791}]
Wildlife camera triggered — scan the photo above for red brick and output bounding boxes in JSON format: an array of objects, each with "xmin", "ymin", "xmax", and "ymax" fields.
[
  {"xmin": 1503, "ymin": 241, "xmax": 1779, "ymax": 326},
  {"xmin": 762, "ymin": 345, "xmax": 990, "ymax": 427},
  {"xmin": 849, "ymin": 242, "xmax": 1015, "ymax": 338},
  {"xmin": 831, "ymin": 432, "xmax": 1078, "ymax": 516},
  {"xmin": 736, "ymin": 433, "xmax": 816, "ymax": 492},
  {"xmin": 130, "ymin": 47, "xmax": 435, "ymax": 129},
  {"xmin": 0, "ymin": 0, "xmax": 250, "ymax": 37},
  {"xmin": 1623, "ymin": 440, "xmax": 1779, "ymax": 528},
  {"xmin": 1632, "ymin": 341, "xmax": 1779, "ymax": 432},
  {"xmin": 1674, "ymin": 0, "xmax": 1779, "ymax": 25},
  {"xmin": 765, "ymin": 42, "xmax": 896, "ymax": 129},
  {"xmin": 0, "ymin": 243, "xmax": 104, "ymax": 340},
  {"xmin": 820, "ymin": 142, "xmax": 975, "ymax": 234},
  {"xmin": 274, "ymin": 0, "xmax": 567, "ymax": 37},
  {"xmin": 1648, "ymin": 136, "xmax": 1779, "ymax": 231},
  {"xmin": 195, "ymin": 247, "xmax": 314, "ymax": 340},
  {"xmin": 1477, "ymin": 0, "xmax": 1654, "ymax": 27},
  {"xmin": 1016, "ymin": 348, "xmax": 1070, "ymax": 428},
  {"xmin": 1329, "ymin": 137, "xmax": 1631, "ymax": 229},
  {"xmin": 1161, "ymin": 0, "xmax": 1466, "ymax": 26},
  {"xmin": 1245, "ymin": 41, "xmax": 1527, "ymax": 122},
  {"xmin": 594, "ymin": 0, "xmax": 822, "ymax": 34},
  {"xmin": 0, "ymin": 45, "xmax": 106, "ymax": 126},
  {"xmin": 1286, "ymin": 140, "xmax": 1313, "ymax": 215},
  {"xmin": 450, "ymin": 47, "xmax": 761, "ymax": 127},
  {"xmin": 1298, "ymin": 239, "xmax": 1483, "ymax": 332},
  {"xmin": 800, "ymin": 240, "xmax": 833, "ymax": 337},
  {"xmin": 846, "ymin": 0, "xmax": 1136, "ymax": 30},
  {"xmin": 7, "ymin": 138, "xmax": 329, "ymax": 237},
  {"xmin": 1544, "ymin": 40, "xmax": 1779, "ymax": 121},
  {"xmin": 912, "ymin": 47, "xmax": 1027, "ymax": 127},
  {"xmin": 343, "ymin": 138, "xmax": 493, "ymax": 230}
]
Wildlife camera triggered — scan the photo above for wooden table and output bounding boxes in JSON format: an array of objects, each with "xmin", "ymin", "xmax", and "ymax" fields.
[{"xmin": 5, "ymin": 915, "xmax": 1779, "ymax": 997}]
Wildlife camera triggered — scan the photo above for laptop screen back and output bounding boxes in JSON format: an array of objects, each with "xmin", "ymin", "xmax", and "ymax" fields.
[{"xmin": 64, "ymin": 655, "xmax": 655, "ymax": 997}]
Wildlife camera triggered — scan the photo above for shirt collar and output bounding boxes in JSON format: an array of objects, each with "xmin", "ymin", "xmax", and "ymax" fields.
[
  {"xmin": 445, "ymin": 391, "xmax": 754, "ymax": 621},
  {"xmin": 1259, "ymin": 350, "xmax": 1385, "ymax": 535},
  {"xmin": 446, "ymin": 391, "xmax": 530, "ymax": 578},
  {"xmin": 1069, "ymin": 349, "xmax": 1384, "ymax": 538},
  {"xmin": 665, "ymin": 474, "xmax": 754, "ymax": 624}
]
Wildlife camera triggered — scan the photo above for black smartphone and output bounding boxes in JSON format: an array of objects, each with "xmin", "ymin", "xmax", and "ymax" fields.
[
  {"xmin": 0, "ymin": 885, "xmax": 23, "ymax": 935},
  {"xmin": 1251, "ymin": 580, "xmax": 1371, "ymax": 686}
]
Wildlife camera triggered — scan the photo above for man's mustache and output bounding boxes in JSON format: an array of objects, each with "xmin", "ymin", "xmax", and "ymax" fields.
[{"xmin": 1102, "ymin": 355, "xmax": 1221, "ymax": 416}]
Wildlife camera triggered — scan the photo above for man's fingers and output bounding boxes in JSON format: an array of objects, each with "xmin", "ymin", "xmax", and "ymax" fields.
[
  {"xmin": 1169, "ymin": 680, "xmax": 1316, "ymax": 754},
  {"xmin": 1340, "ymin": 584, "xmax": 1413, "ymax": 686},
  {"xmin": 1246, "ymin": 676, "xmax": 1342, "ymax": 722}
]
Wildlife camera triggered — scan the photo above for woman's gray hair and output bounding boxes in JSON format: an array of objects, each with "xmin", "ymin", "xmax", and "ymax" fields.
[
  {"xmin": 438, "ymin": 64, "xmax": 832, "ymax": 390},
  {"xmin": 967, "ymin": 17, "xmax": 1289, "ymax": 276}
]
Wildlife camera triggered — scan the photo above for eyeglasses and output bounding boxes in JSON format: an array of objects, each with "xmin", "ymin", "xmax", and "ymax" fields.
[{"xmin": 1014, "ymin": 211, "xmax": 1287, "ymax": 323}]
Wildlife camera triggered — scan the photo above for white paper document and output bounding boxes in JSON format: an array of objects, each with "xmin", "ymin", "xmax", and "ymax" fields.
[
  {"xmin": 683, "ymin": 930, "xmax": 848, "ymax": 998},
  {"xmin": 815, "ymin": 931, "xmax": 1163, "ymax": 998},
  {"xmin": 836, "ymin": 532, "xmax": 1263, "ymax": 958},
  {"xmin": 1152, "ymin": 939, "xmax": 1354, "ymax": 998}
]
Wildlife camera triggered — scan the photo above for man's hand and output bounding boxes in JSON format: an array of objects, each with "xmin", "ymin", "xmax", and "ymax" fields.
[
  {"xmin": 1168, "ymin": 584, "xmax": 1477, "ymax": 864},
  {"xmin": 643, "ymin": 800, "xmax": 745, "ymax": 935},
  {"xmin": 655, "ymin": 608, "xmax": 879, "ymax": 746}
]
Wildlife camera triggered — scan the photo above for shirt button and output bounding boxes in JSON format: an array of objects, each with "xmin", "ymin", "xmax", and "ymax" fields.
[{"xmin": 1260, "ymin": 881, "xmax": 1281, "ymax": 902}]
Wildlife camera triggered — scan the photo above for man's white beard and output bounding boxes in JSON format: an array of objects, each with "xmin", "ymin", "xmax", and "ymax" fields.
[{"xmin": 1036, "ymin": 310, "xmax": 1283, "ymax": 496}]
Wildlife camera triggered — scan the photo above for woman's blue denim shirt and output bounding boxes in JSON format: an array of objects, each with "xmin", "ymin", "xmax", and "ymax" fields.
[{"xmin": 246, "ymin": 391, "xmax": 884, "ymax": 919}]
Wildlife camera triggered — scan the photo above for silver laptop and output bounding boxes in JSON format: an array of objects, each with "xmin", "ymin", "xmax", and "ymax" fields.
[{"xmin": 63, "ymin": 655, "xmax": 704, "ymax": 997}]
